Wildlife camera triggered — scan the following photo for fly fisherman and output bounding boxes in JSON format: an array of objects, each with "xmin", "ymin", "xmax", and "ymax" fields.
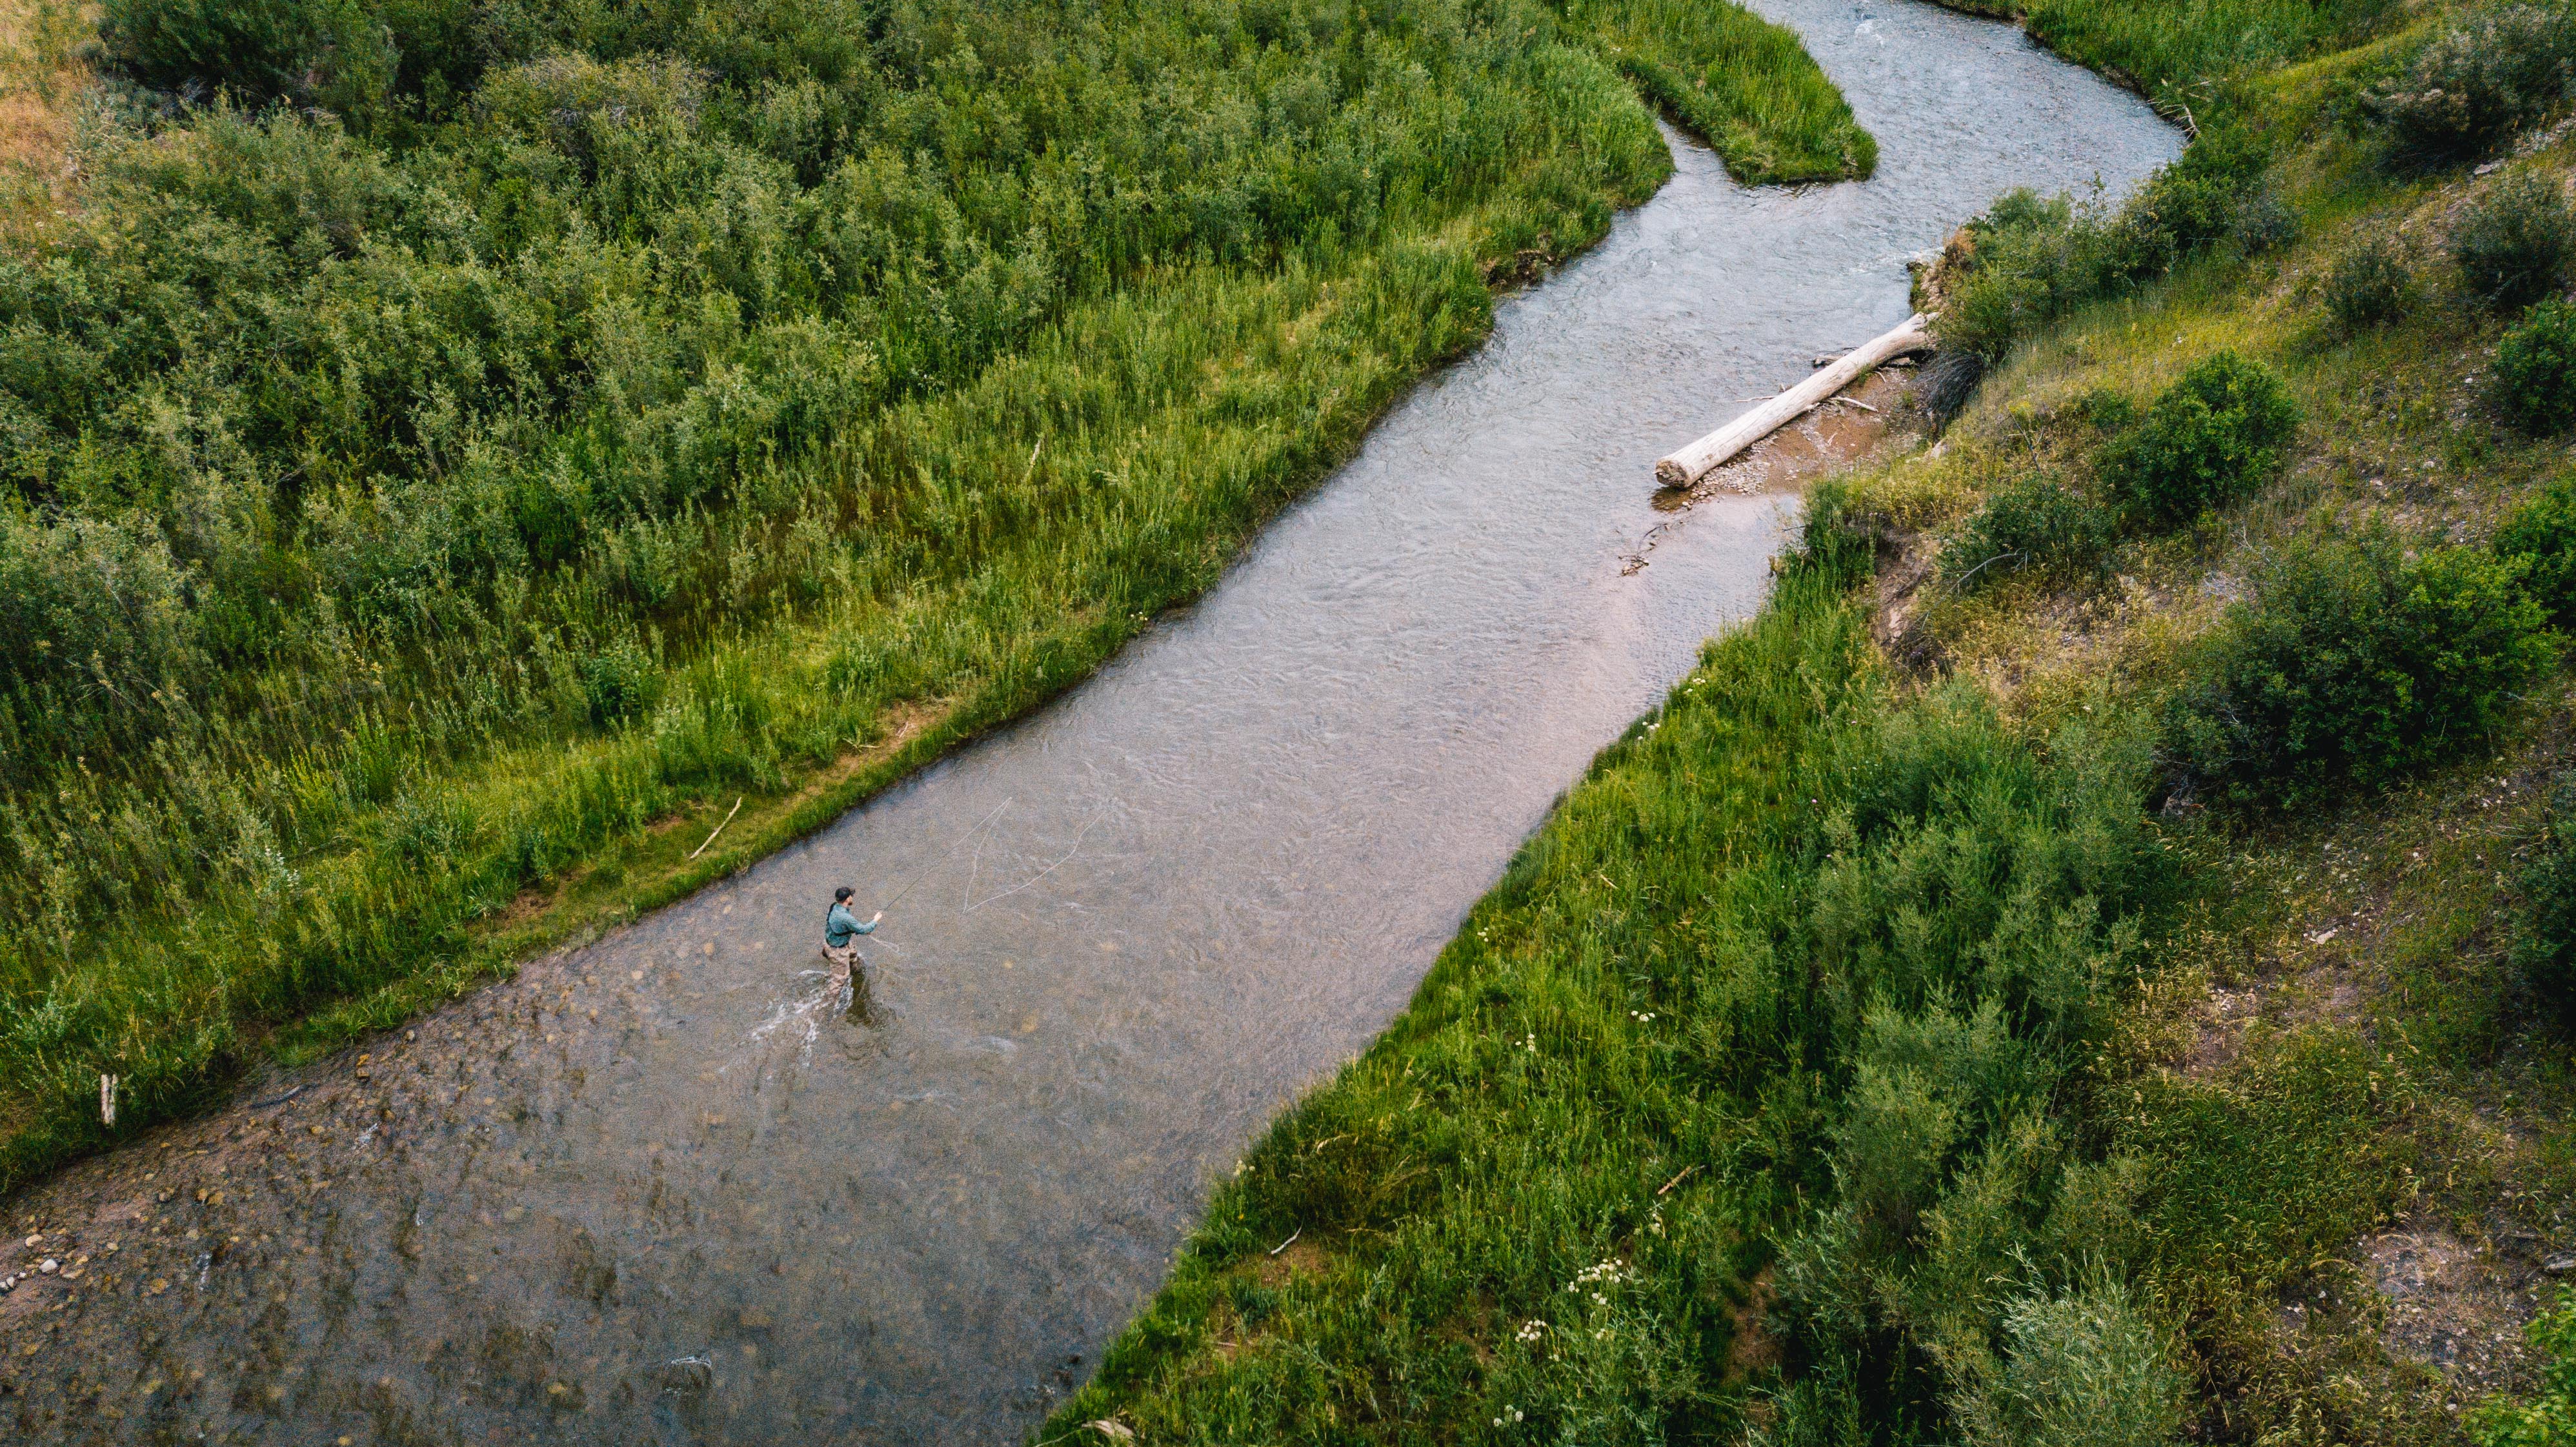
[{"xmin": 823, "ymin": 886, "xmax": 882, "ymax": 997}]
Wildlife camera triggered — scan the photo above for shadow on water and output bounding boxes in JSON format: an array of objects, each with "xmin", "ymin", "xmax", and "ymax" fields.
[{"xmin": 0, "ymin": 3, "xmax": 2177, "ymax": 1441}]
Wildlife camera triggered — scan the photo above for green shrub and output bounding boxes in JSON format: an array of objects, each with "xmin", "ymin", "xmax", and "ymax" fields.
[
  {"xmin": 2475, "ymin": 1287, "xmax": 2576, "ymax": 1444},
  {"xmin": 579, "ymin": 636, "xmax": 663, "ymax": 726},
  {"xmin": 2100, "ymin": 351, "xmax": 2302, "ymax": 525},
  {"xmin": 1938, "ymin": 478, "xmax": 2115, "ymax": 589},
  {"xmin": 2366, "ymin": 6, "xmax": 2576, "ymax": 167},
  {"xmin": 2496, "ymin": 474, "xmax": 2576, "ymax": 623},
  {"xmin": 2322, "ymin": 235, "xmax": 2415, "ymax": 328},
  {"xmin": 0, "ymin": 510, "xmax": 205, "ymax": 703},
  {"xmin": 2168, "ymin": 531, "xmax": 2557, "ymax": 807},
  {"xmin": 1951, "ymin": 1280, "xmax": 2188, "ymax": 1447},
  {"xmin": 2500, "ymin": 298, "xmax": 2576, "ymax": 431},
  {"xmin": 2232, "ymin": 186, "xmax": 2300, "ymax": 254},
  {"xmin": 2511, "ymin": 774, "xmax": 2576, "ymax": 1026},
  {"xmin": 474, "ymin": 51, "xmax": 710, "ymax": 163},
  {"xmin": 1940, "ymin": 140, "xmax": 2275, "ymax": 360},
  {"xmin": 1942, "ymin": 190, "xmax": 2107, "ymax": 359},
  {"xmin": 2451, "ymin": 171, "xmax": 2576, "ymax": 310}
]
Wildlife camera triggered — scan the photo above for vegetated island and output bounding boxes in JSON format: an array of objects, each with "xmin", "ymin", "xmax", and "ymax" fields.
[
  {"xmin": 0, "ymin": 0, "xmax": 1869, "ymax": 1191},
  {"xmin": 1045, "ymin": 0, "xmax": 2576, "ymax": 1442}
]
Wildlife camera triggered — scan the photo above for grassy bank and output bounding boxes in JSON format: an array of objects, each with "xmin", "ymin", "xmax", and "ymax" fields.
[
  {"xmin": 1570, "ymin": 0, "xmax": 1875, "ymax": 183},
  {"xmin": 0, "ymin": 0, "xmax": 1875, "ymax": 1189},
  {"xmin": 1054, "ymin": 0, "xmax": 2576, "ymax": 1441}
]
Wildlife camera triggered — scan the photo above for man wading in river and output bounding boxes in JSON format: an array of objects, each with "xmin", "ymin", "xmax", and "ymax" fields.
[{"xmin": 823, "ymin": 886, "xmax": 882, "ymax": 1006}]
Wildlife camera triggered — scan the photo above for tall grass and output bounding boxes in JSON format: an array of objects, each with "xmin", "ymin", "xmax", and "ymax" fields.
[
  {"xmin": 2023, "ymin": 0, "xmax": 2409, "ymax": 112},
  {"xmin": 1567, "ymin": 0, "xmax": 1876, "ymax": 183},
  {"xmin": 0, "ymin": 0, "xmax": 1873, "ymax": 1186}
]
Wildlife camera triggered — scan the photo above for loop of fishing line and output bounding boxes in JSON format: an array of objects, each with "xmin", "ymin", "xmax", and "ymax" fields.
[
  {"xmin": 876, "ymin": 796, "xmax": 1013, "ymax": 916},
  {"xmin": 960, "ymin": 805, "xmax": 1105, "ymax": 915}
]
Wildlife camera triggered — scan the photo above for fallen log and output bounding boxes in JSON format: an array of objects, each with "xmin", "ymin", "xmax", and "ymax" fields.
[{"xmin": 1654, "ymin": 312, "xmax": 1935, "ymax": 489}]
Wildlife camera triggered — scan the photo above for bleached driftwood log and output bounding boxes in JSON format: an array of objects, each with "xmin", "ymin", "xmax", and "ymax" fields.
[{"xmin": 1654, "ymin": 312, "xmax": 1936, "ymax": 489}]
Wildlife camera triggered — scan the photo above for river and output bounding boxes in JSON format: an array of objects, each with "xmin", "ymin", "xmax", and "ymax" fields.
[{"xmin": 0, "ymin": 3, "xmax": 2175, "ymax": 1441}]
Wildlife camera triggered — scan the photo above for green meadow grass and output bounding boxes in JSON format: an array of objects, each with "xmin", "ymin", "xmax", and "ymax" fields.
[
  {"xmin": 1989, "ymin": 0, "xmax": 2410, "ymax": 119},
  {"xmin": 1571, "ymin": 0, "xmax": 1877, "ymax": 183}
]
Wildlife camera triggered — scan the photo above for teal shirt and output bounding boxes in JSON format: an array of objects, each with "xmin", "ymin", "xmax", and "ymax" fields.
[{"xmin": 825, "ymin": 902, "xmax": 876, "ymax": 948}]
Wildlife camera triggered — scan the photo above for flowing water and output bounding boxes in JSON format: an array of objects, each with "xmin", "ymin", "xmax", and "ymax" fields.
[{"xmin": 0, "ymin": 5, "xmax": 2176, "ymax": 1441}]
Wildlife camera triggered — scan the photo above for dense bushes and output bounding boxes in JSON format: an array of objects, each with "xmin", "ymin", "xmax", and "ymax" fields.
[
  {"xmin": 1938, "ymin": 190, "xmax": 2129, "ymax": 361},
  {"xmin": 0, "ymin": 509, "xmax": 206, "ymax": 700},
  {"xmin": 1939, "ymin": 477, "xmax": 2113, "ymax": 589},
  {"xmin": 17, "ymin": 0, "xmax": 1604, "ymax": 933},
  {"xmin": 2365, "ymin": 5, "xmax": 2576, "ymax": 166},
  {"xmin": 2451, "ymin": 171, "xmax": 2576, "ymax": 309},
  {"xmin": 1756, "ymin": 697, "xmax": 2174, "ymax": 1442},
  {"xmin": 101, "ymin": 0, "xmax": 410, "ymax": 114},
  {"xmin": 2501, "ymin": 299, "xmax": 2576, "ymax": 431},
  {"xmin": 2167, "ymin": 531, "xmax": 2557, "ymax": 808},
  {"xmin": 2100, "ymin": 351, "xmax": 2301, "ymax": 525},
  {"xmin": 1941, "ymin": 190, "xmax": 2095, "ymax": 359},
  {"xmin": 1939, "ymin": 138, "xmax": 2277, "ymax": 361}
]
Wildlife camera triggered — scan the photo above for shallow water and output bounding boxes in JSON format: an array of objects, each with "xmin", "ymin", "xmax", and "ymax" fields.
[{"xmin": 0, "ymin": 6, "xmax": 2175, "ymax": 1442}]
